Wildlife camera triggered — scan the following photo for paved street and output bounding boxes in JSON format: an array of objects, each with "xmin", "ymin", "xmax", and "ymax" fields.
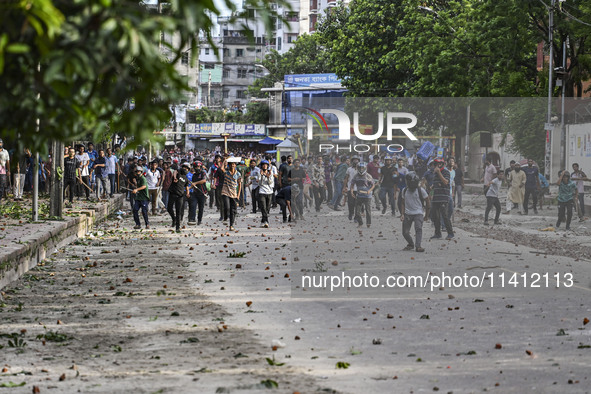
[{"xmin": 1, "ymin": 195, "xmax": 591, "ymax": 393}]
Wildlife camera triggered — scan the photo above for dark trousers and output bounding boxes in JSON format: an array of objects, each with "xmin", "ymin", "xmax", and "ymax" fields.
[
  {"xmin": 0, "ymin": 174, "xmax": 7, "ymax": 200},
  {"xmin": 484, "ymin": 196, "xmax": 501, "ymax": 223},
  {"xmin": 189, "ymin": 192, "xmax": 206, "ymax": 223},
  {"xmin": 64, "ymin": 179, "xmax": 76, "ymax": 203},
  {"xmin": 108, "ymin": 174, "xmax": 116, "ymax": 196},
  {"xmin": 432, "ymin": 201, "xmax": 453, "ymax": 237},
  {"xmin": 277, "ymin": 197, "xmax": 289, "ymax": 221},
  {"xmin": 258, "ymin": 193, "xmax": 272, "ymax": 223},
  {"xmin": 326, "ymin": 180, "xmax": 333, "ymax": 204},
  {"xmin": 78, "ymin": 176, "xmax": 90, "ymax": 198},
  {"xmin": 402, "ymin": 213, "xmax": 424, "ymax": 247},
  {"xmin": 215, "ymin": 187, "xmax": 223, "ymax": 217},
  {"xmin": 354, "ymin": 197, "xmax": 371, "ymax": 226},
  {"xmin": 167, "ymin": 193, "xmax": 184, "ymax": 230},
  {"xmin": 222, "ymin": 195, "xmax": 237, "ymax": 226},
  {"xmin": 129, "ymin": 193, "xmax": 135, "ymax": 211},
  {"xmin": 312, "ymin": 185, "xmax": 325, "ymax": 211},
  {"xmin": 557, "ymin": 200, "xmax": 574, "ymax": 228},
  {"xmin": 251, "ymin": 186, "xmax": 259, "ymax": 213},
  {"xmin": 347, "ymin": 193, "xmax": 356, "ymax": 219},
  {"xmin": 208, "ymin": 188, "xmax": 215, "ymax": 208},
  {"xmin": 331, "ymin": 180, "xmax": 344, "ymax": 207},
  {"xmin": 379, "ymin": 186, "xmax": 395, "ymax": 214},
  {"xmin": 133, "ymin": 200, "xmax": 149, "ymax": 226},
  {"xmin": 523, "ymin": 187, "xmax": 538, "ymax": 213}
]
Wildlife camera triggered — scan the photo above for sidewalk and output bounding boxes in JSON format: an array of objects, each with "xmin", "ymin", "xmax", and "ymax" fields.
[
  {"xmin": 0, "ymin": 195, "xmax": 125, "ymax": 289},
  {"xmin": 453, "ymin": 183, "xmax": 591, "ymax": 261}
]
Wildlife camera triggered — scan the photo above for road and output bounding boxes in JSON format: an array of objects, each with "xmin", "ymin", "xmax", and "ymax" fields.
[{"xmin": 1, "ymin": 195, "xmax": 590, "ymax": 393}]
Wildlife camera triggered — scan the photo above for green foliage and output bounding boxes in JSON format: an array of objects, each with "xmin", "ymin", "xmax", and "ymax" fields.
[
  {"xmin": 498, "ymin": 99, "xmax": 546, "ymax": 172},
  {"xmin": 0, "ymin": 0, "xmax": 284, "ymax": 155},
  {"xmin": 248, "ymin": 33, "xmax": 333, "ymax": 98}
]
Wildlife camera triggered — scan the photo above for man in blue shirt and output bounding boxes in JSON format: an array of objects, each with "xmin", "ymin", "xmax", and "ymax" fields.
[{"xmin": 522, "ymin": 158, "xmax": 540, "ymax": 215}]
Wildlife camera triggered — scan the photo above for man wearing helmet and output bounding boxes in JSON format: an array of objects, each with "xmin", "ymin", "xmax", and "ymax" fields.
[
  {"xmin": 430, "ymin": 157, "xmax": 454, "ymax": 239},
  {"xmin": 351, "ymin": 162, "xmax": 376, "ymax": 228},
  {"xmin": 401, "ymin": 171, "xmax": 430, "ymax": 252}
]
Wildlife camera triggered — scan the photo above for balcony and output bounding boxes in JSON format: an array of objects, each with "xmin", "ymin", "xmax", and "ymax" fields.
[{"xmin": 310, "ymin": 0, "xmax": 318, "ymax": 13}]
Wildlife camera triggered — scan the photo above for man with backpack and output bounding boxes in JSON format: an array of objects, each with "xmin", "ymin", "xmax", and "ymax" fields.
[{"xmin": 401, "ymin": 172, "xmax": 430, "ymax": 252}]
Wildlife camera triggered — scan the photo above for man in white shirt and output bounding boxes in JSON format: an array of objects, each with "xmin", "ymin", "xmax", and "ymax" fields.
[
  {"xmin": 75, "ymin": 145, "xmax": 91, "ymax": 200},
  {"xmin": 145, "ymin": 160, "xmax": 162, "ymax": 215},
  {"xmin": 0, "ymin": 138, "xmax": 10, "ymax": 202},
  {"xmin": 105, "ymin": 148, "xmax": 119, "ymax": 197}
]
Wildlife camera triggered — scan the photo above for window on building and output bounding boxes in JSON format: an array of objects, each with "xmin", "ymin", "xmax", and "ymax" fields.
[
  {"xmin": 277, "ymin": 37, "xmax": 282, "ymax": 51},
  {"xmin": 287, "ymin": 34, "xmax": 298, "ymax": 43},
  {"xmin": 236, "ymin": 48, "xmax": 244, "ymax": 57},
  {"xmin": 205, "ymin": 48, "xmax": 210, "ymax": 55},
  {"xmin": 237, "ymin": 69, "xmax": 247, "ymax": 79},
  {"xmin": 223, "ymin": 90, "xmax": 229, "ymax": 99},
  {"xmin": 237, "ymin": 90, "xmax": 246, "ymax": 99},
  {"xmin": 181, "ymin": 52, "xmax": 189, "ymax": 65},
  {"xmin": 223, "ymin": 48, "xmax": 230, "ymax": 57},
  {"xmin": 248, "ymin": 8, "xmax": 255, "ymax": 18},
  {"xmin": 204, "ymin": 64, "xmax": 215, "ymax": 69},
  {"xmin": 222, "ymin": 69, "xmax": 230, "ymax": 78}
]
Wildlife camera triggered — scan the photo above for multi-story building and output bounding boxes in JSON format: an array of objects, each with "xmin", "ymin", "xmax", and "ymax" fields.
[
  {"xmin": 308, "ymin": 0, "xmax": 350, "ymax": 32},
  {"xmin": 196, "ymin": 1, "xmax": 304, "ymax": 108}
]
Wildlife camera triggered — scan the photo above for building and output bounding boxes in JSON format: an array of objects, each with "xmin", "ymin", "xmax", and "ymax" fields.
[{"xmin": 197, "ymin": 1, "xmax": 303, "ymax": 108}]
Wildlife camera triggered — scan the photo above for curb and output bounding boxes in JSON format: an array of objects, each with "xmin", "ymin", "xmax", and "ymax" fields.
[{"xmin": 0, "ymin": 195, "xmax": 124, "ymax": 290}]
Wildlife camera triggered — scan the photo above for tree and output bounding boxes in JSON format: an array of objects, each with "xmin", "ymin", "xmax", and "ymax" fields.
[
  {"xmin": 248, "ymin": 33, "xmax": 332, "ymax": 97},
  {"xmin": 317, "ymin": 0, "xmax": 410, "ymax": 97},
  {"xmin": 0, "ymin": 0, "xmax": 283, "ymax": 154}
]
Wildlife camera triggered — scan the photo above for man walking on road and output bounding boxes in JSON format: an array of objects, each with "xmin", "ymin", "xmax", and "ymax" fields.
[
  {"xmin": 556, "ymin": 170, "xmax": 578, "ymax": 231},
  {"xmin": 168, "ymin": 163, "xmax": 190, "ymax": 232},
  {"xmin": 145, "ymin": 160, "xmax": 161, "ymax": 216},
  {"xmin": 131, "ymin": 166, "xmax": 150, "ymax": 229},
  {"xmin": 506, "ymin": 164, "xmax": 526, "ymax": 214},
  {"xmin": 522, "ymin": 158, "xmax": 540, "ymax": 215},
  {"xmin": 63, "ymin": 148, "xmax": 79, "ymax": 205},
  {"xmin": 401, "ymin": 172, "xmax": 429, "ymax": 252},
  {"xmin": 430, "ymin": 158, "xmax": 454, "ymax": 240},
  {"xmin": 571, "ymin": 163, "xmax": 589, "ymax": 220},
  {"xmin": 484, "ymin": 171, "xmax": 504, "ymax": 225}
]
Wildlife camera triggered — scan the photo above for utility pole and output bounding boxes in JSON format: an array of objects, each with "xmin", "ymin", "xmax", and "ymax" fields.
[
  {"xmin": 465, "ymin": 104, "xmax": 470, "ymax": 176},
  {"xmin": 559, "ymin": 40, "xmax": 567, "ymax": 172},
  {"xmin": 544, "ymin": 0, "xmax": 555, "ymax": 179},
  {"xmin": 49, "ymin": 141, "xmax": 64, "ymax": 218}
]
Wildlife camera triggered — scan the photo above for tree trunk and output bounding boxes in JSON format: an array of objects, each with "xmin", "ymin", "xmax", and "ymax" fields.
[{"xmin": 49, "ymin": 140, "xmax": 64, "ymax": 218}]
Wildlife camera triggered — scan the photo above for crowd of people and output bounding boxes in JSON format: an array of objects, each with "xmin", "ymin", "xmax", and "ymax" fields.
[{"xmin": 1, "ymin": 135, "xmax": 589, "ymax": 248}]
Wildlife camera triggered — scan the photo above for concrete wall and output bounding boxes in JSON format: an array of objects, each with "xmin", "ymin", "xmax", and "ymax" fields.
[
  {"xmin": 0, "ymin": 196, "xmax": 124, "ymax": 290},
  {"xmin": 466, "ymin": 132, "xmax": 526, "ymax": 181}
]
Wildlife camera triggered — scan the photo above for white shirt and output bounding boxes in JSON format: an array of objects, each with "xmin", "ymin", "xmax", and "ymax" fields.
[
  {"xmin": 258, "ymin": 170, "xmax": 275, "ymax": 195},
  {"xmin": 75, "ymin": 153, "xmax": 90, "ymax": 176},
  {"xmin": 346, "ymin": 167, "xmax": 357, "ymax": 189},
  {"xmin": 145, "ymin": 169, "xmax": 161, "ymax": 189},
  {"xmin": 486, "ymin": 178, "xmax": 502, "ymax": 198},
  {"xmin": 249, "ymin": 167, "xmax": 260, "ymax": 188},
  {"xmin": 0, "ymin": 149, "xmax": 9, "ymax": 174}
]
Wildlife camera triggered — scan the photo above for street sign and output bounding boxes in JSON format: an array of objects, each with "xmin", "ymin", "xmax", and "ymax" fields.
[{"xmin": 544, "ymin": 123, "xmax": 555, "ymax": 130}]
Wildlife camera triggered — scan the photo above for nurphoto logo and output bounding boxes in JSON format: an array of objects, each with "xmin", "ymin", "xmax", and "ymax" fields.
[{"xmin": 303, "ymin": 108, "xmax": 418, "ymax": 153}]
